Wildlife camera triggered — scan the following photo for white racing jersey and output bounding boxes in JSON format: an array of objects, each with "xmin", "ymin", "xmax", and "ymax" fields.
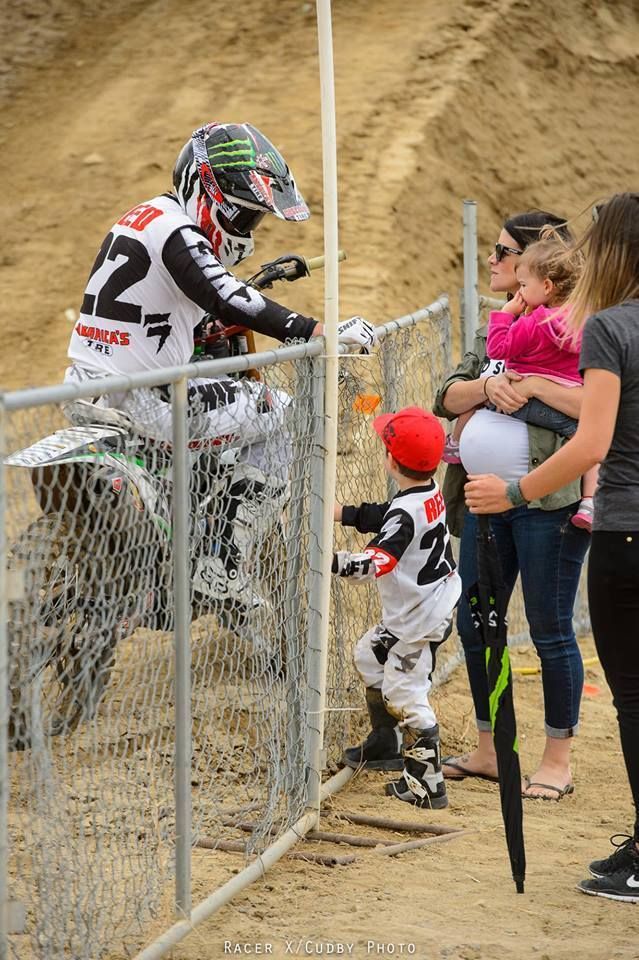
[
  {"xmin": 68, "ymin": 193, "xmax": 316, "ymax": 375},
  {"xmin": 340, "ymin": 481, "xmax": 462, "ymax": 641}
]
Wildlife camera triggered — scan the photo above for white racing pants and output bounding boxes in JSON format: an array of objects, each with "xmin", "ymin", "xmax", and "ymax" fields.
[
  {"xmin": 64, "ymin": 364, "xmax": 293, "ymax": 480},
  {"xmin": 354, "ymin": 618, "xmax": 451, "ymax": 731},
  {"xmin": 64, "ymin": 364, "xmax": 292, "ymax": 615}
]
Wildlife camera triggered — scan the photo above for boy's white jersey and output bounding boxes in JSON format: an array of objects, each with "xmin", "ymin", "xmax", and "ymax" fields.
[{"xmin": 340, "ymin": 481, "xmax": 461, "ymax": 641}]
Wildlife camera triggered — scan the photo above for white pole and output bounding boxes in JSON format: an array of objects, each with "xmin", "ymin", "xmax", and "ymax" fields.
[
  {"xmin": 462, "ymin": 199, "xmax": 479, "ymax": 353},
  {"xmin": 0, "ymin": 402, "xmax": 8, "ymax": 960},
  {"xmin": 171, "ymin": 377, "xmax": 192, "ymax": 918},
  {"xmin": 305, "ymin": 0, "xmax": 339, "ymax": 816}
]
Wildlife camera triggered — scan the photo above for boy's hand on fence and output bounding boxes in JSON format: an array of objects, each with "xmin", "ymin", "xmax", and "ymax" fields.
[
  {"xmin": 334, "ymin": 502, "xmax": 343, "ymax": 522},
  {"xmin": 331, "ymin": 550, "xmax": 376, "ymax": 580},
  {"xmin": 337, "ymin": 316, "xmax": 377, "ymax": 354}
]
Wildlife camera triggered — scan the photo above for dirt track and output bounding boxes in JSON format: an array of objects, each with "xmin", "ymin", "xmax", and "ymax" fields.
[
  {"xmin": 2, "ymin": 0, "xmax": 639, "ymax": 391},
  {"xmin": 2, "ymin": 1, "xmax": 639, "ymax": 958}
]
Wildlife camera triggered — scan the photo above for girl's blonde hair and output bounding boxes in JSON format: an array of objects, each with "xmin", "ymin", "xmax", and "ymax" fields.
[
  {"xmin": 516, "ymin": 229, "xmax": 584, "ymax": 306},
  {"xmin": 565, "ymin": 192, "xmax": 639, "ymax": 331}
]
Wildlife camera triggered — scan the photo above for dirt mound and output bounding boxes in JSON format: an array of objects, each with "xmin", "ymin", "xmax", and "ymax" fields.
[{"xmin": 2, "ymin": 0, "xmax": 638, "ymax": 390}]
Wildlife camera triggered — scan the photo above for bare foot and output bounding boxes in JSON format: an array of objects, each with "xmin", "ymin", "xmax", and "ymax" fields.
[
  {"xmin": 442, "ymin": 751, "xmax": 498, "ymax": 781},
  {"xmin": 521, "ymin": 760, "xmax": 574, "ymax": 799}
]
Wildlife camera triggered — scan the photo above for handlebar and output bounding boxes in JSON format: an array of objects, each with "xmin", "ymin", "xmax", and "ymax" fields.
[
  {"xmin": 193, "ymin": 250, "xmax": 347, "ymax": 363},
  {"xmin": 248, "ymin": 250, "xmax": 346, "ymax": 289},
  {"xmin": 305, "ymin": 251, "xmax": 347, "ymax": 273}
]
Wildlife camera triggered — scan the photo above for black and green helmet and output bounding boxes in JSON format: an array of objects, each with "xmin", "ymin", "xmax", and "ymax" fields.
[{"xmin": 173, "ymin": 121, "xmax": 310, "ymax": 236}]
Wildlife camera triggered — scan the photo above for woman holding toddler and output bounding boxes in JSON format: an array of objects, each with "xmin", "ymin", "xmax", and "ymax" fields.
[{"xmin": 433, "ymin": 209, "xmax": 590, "ymax": 801}]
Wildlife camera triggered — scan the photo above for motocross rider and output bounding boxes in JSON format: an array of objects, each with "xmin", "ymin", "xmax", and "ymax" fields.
[{"xmin": 64, "ymin": 121, "xmax": 376, "ymax": 607}]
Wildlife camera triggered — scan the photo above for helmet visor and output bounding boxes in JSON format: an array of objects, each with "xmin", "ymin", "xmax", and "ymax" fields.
[{"xmin": 218, "ymin": 206, "xmax": 266, "ymax": 237}]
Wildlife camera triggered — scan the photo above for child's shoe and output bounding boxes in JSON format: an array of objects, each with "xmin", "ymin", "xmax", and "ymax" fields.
[
  {"xmin": 571, "ymin": 497, "xmax": 594, "ymax": 533},
  {"xmin": 343, "ymin": 727, "xmax": 403, "ymax": 770},
  {"xmin": 442, "ymin": 434, "xmax": 462, "ymax": 465},
  {"xmin": 384, "ymin": 725, "xmax": 448, "ymax": 809}
]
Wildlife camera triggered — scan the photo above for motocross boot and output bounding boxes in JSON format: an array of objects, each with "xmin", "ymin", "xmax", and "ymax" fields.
[
  {"xmin": 385, "ymin": 724, "xmax": 448, "ymax": 809},
  {"xmin": 192, "ymin": 549, "xmax": 267, "ymax": 610},
  {"xmin": 194, "ymin": 461, "xmax": 286, "ymax": 608},
  {"xmin": 342, "ymin": 687, "xmax": 403, "ymax": 770}
]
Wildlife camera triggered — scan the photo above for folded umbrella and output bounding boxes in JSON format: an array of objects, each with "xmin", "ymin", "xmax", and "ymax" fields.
[{"xmin": 466, "ymin": 514, "xmax": 526, "ymax": 893}]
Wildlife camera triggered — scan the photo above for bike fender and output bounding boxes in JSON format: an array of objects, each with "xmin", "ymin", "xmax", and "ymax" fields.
[{"xmin": 4, "ymin": 426, "xmax": 126, "ymax": 467}]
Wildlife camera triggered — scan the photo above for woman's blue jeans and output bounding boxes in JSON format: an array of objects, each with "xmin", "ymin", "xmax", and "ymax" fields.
[{"xmin": 457, "ymin": 505, "xmax": 590, "ymax": 738}]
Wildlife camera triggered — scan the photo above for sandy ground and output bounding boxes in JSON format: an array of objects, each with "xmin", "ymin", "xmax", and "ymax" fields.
[
  {"xmin": 2, "ymin": 1, "xmax": 639, "ymax": 958},
  {"xmin": 116, "ymin": 638, "xmax": 638, "ymax": 960}
]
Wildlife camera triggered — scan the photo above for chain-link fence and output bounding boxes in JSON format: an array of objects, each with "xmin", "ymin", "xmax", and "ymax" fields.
[
  {"xmin": 0, "ymin": 294, "xmax": 590, "ymax": 959},
  {"xmin": 327, "ymin": 303, "xmax": 459, "ymax": 764},
  {"xmin": 1, "ymin": 340, "xmax": 325, "ymax": 959}
]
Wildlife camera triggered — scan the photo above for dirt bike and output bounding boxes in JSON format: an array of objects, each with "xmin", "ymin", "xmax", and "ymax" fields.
[{"xmin": 4, "ymin": 253, "xmax": 328, "ymax": 750}]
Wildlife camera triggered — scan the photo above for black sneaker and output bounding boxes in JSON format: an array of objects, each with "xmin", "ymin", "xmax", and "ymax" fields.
[
  {"xmin": 342, "ymin": 727, "xmax": 403, "ymax": 771},
  {"xmin": 384, "ymin": 775, "xmax": 449, "ymax": 809},
  {"xmin": 589, "ymin": 835, "xmax": 636, "ymax": 879},
  {"xmin": 578, "ymin": 847, "xmax": 639, "ymax": 903}
]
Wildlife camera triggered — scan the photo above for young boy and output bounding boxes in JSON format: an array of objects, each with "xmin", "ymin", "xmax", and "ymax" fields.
[{"xmin": 333, "ymin": 406, "xmax": 461, "ymax": 809}]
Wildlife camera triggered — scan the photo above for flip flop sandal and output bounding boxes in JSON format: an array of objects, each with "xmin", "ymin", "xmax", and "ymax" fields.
[
  {"xmin": 442, "ymin": 756, "xmax": 499, "ymax": 783},
  {"xmin": 522, "ymin": 775, "xmax": 575, "ymax": 801}
]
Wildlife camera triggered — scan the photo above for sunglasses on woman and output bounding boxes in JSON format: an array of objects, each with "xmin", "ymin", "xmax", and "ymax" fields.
[{"xmin": 494, "ymin": 242, "xmax": 522, "ymax": 262}]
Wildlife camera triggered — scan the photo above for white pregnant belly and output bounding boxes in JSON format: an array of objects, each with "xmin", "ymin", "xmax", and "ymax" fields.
[{"xmin": 459, "ymin": 409, "xmax": 530, "ymax": 482}]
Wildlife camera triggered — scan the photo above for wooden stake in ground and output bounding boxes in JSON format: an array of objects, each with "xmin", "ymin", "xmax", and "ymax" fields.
[
  {"xmin": 195, "ymin": 838, "xmax": 355, "ymax": 867},
  {"xmin": 371, "ymin": 830, "xmax": 468, "ymax": 856},
  {"xmin": 331, "ymin": 809, "xmax": 461, "ymax": 836}
]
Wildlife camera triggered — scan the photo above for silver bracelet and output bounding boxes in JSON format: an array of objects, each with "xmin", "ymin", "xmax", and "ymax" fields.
[{"xmin": 506, "ymin": 479, "xmax": 528, "ymax": 507}]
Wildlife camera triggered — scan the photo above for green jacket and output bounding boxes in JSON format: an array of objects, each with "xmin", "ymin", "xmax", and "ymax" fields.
[{"xmin": 433, "ymin": 324, "xmax": 581, "ymax": 538}]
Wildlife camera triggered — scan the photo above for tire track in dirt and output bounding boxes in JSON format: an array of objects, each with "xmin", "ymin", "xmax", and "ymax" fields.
[{"xmin": 329, "ymin": 0, "xmax": 519, "ymax": 325}]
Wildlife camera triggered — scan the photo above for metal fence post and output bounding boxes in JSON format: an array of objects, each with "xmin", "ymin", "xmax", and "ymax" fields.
[
  {"xmin": 171, "ymin": 378, "xmax": 192, "ymax": 918},
  {"xmin": 462, "ymin": 199, "xmax": 479, "ymax": 354},
  {"xmin": 282, "ymin": 360, "xmax": 313, "ymax": 815},
  {"xmin": 0, "ymin": 399, "xmax": 7, "ymax": 960},
  {"xmin": 381, "ymin": 342, "xmax": 400, "ymax": 502},
  {"xmin": 304, "ymin": 356, "xmax": 327, "ymax": 808},
  {"xmin": 305, "ymin": 0, "xmax": 340, "ymax": 818}
]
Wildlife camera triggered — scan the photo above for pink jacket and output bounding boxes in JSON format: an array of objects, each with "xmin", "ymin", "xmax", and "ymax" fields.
[{"xmin": 486, "ymin": 304, "xmax": 583, "ymax": 383}]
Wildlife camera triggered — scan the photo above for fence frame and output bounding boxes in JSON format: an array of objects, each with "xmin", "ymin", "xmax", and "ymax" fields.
[
  {"xmin": 0, "ymin": 194, "xmax": 594, "ymax": 958},
  {"xmin": 171, "ymin": 378, "xmax": 192, "ymax": 918},
  {"xmin": 0, "ymin": 297, "xmax": 450, "ymax": 960}
]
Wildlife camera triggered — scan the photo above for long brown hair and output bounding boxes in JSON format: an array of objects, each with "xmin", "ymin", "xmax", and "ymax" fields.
[{"xmin": 567, "ymin": 192, "xmax": 639, "ymax": 331}]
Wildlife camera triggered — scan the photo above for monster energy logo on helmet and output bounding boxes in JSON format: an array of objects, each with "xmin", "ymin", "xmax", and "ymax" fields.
[
  {"xmin": 182, "ymin": 121, "xmax": 310, "ymax": 223},
  {"xmin": 207, "ymin": 138, "xmax": 256, "ymax": 170},
  {"xmin": 207, "ymin": 138, "xmax": 288, "ymax": 178}
]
